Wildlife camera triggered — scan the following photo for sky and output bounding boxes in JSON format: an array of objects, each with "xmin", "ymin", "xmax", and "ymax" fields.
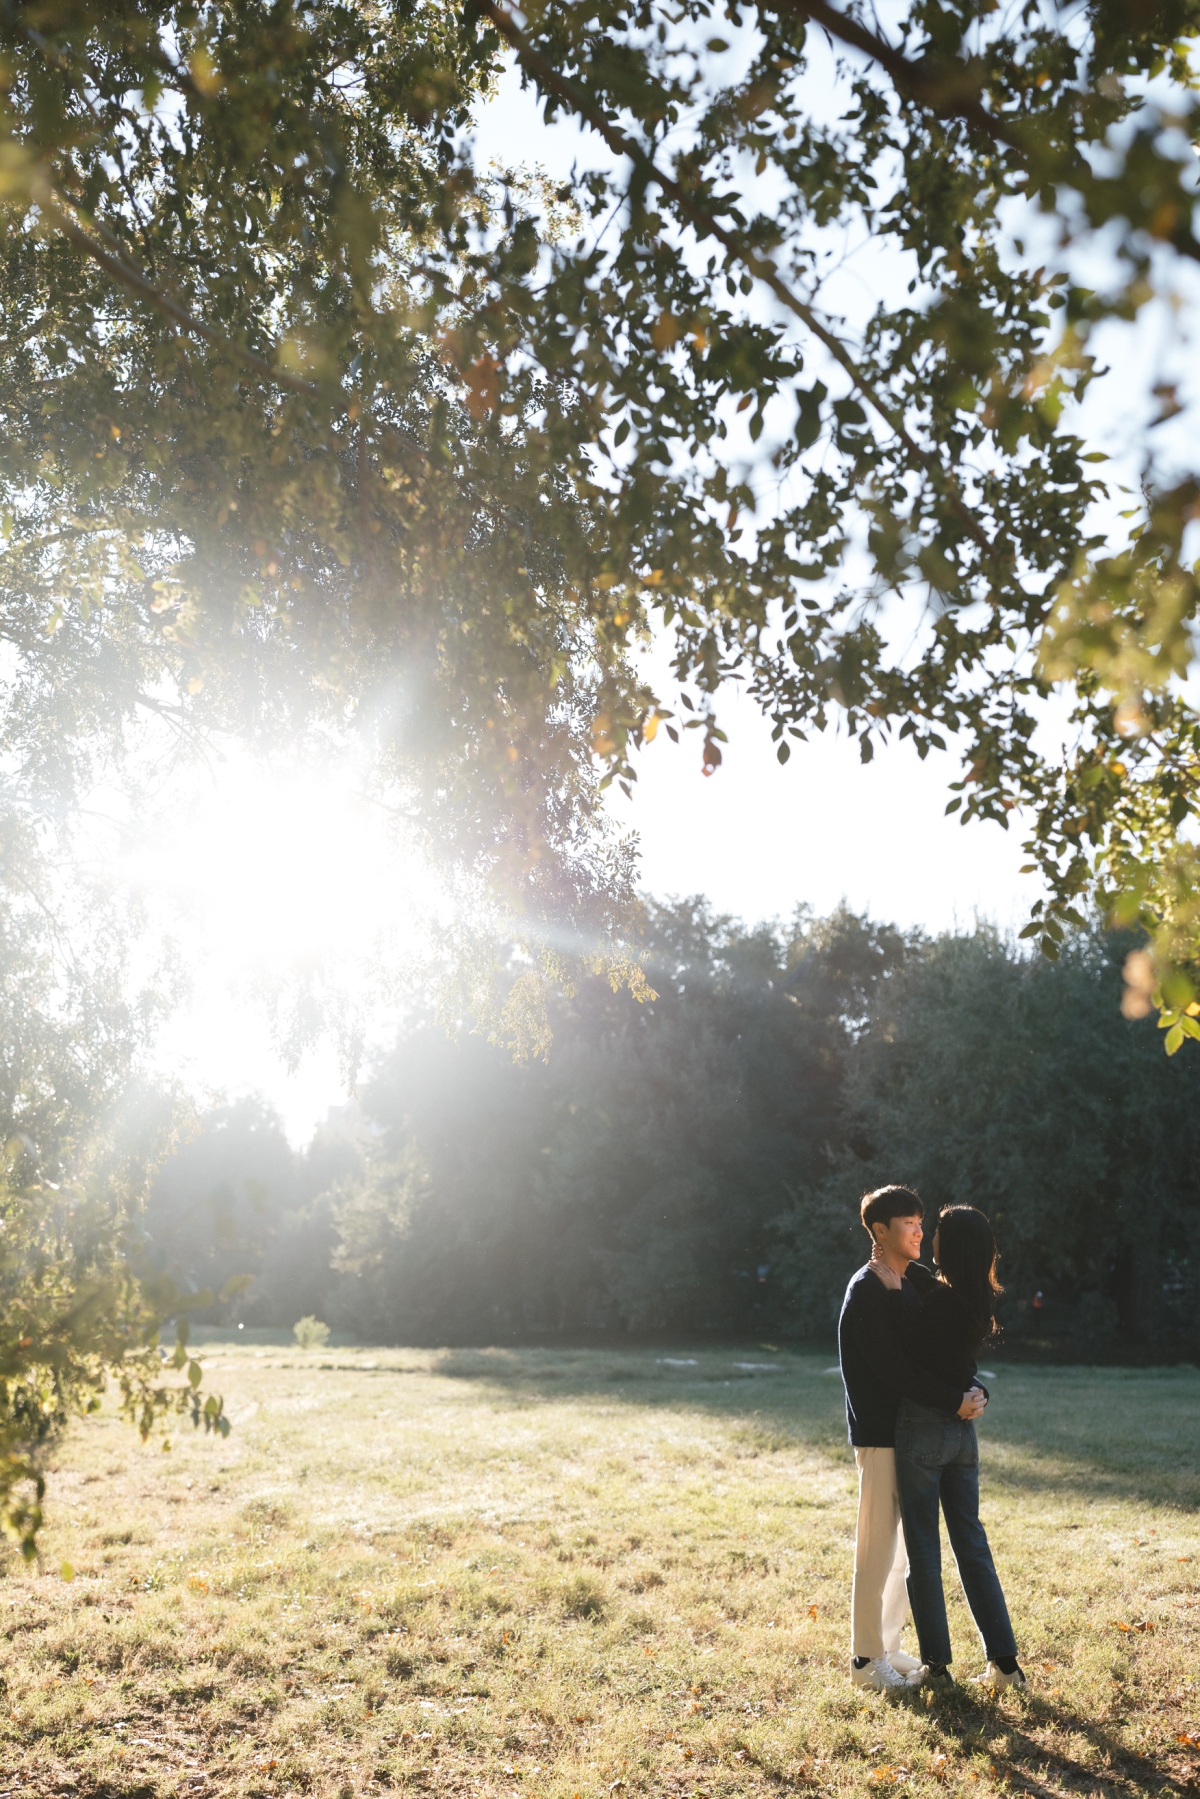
[
  {"xmin": 130, "ymin": 38, "xmax": 1177, "ymax": 1145},
  {"xmin": 605, "ymin": 682, "xmax": 1035, "ymax": 934}
]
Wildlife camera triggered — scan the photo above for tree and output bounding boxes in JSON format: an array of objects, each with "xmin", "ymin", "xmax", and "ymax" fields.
[
  {"xmin": 3, "ymin": 3, "xmax": 1200, "ymax": 1035},
  {"xmin": 0, "ymin": 809, "xmax": 229, "ymax": 1555},
  {"xmin": 791, "ymin": 926, "xmax": 1200, "ymax": 1344},
  {"xmin": 330, "ymin": 901, "xmax": 906, "ymax": 1339},
  {"xmin": 143, "ymin": 1097, "xmax": 358, "ymax": 1328}
]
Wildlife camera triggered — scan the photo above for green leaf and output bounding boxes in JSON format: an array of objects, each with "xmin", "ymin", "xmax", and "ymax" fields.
[
  {"xmin": 1165, "ymin": 1022, "xmax": 1185, "ymax": 1055},
  {"xmin": 794, "ymin": 384, "xmax": 824, "ymax": 449}
]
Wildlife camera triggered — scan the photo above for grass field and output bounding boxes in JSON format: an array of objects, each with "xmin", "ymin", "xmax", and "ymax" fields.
[{"xmin": 2, "ymin": 1346, "xmax": 1199, "ymax": 1799}]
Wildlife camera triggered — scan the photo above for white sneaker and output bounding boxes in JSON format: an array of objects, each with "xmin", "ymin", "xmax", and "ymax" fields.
[
  {"xmin": 850, "ymin": 1656, "xmax": 909, "ymax": 1692},
  {"xmin": 888, "ymin": 1650, "xmax": 922, "ymax": 1677},
  {"xmin": 973, "ymin": 1661, "xmax": 1027, "ymax": 1691}
]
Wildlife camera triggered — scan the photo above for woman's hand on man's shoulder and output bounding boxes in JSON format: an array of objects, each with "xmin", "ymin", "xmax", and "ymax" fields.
[{"xmin": 867, "ymin": 1249, "xmax": 904, "ymax": 1290}]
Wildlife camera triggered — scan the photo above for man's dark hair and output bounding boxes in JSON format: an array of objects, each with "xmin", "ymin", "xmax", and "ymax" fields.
[{"xmin": 860, "ymin": 1184, "xmax": 924, "ymax": 1238}]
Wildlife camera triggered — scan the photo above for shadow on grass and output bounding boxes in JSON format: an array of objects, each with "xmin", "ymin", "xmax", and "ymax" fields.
[
  {"xmin": 425, "ymin": 1346, "xmax": 1200, "ymax": 1511},
  {"xmin": 911, "ymin": 1682, "xmax": 1196, "ymax": 1799}
]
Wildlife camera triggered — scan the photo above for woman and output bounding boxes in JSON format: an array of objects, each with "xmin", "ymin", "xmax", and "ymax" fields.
[{"xmin": 872, "ymin": 1204, "xmax": 1025, "ymax": 1691}]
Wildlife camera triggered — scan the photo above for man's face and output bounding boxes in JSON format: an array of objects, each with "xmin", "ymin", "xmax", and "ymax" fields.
[{"xmin": 872, "ymin": 1211, "xmax": 924, "ymax": 1265}]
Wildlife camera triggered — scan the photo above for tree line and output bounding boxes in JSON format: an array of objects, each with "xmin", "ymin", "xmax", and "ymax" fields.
[{"xmin": 147, "ymin": 903, "xmax": 1200, "ymax": 1359}]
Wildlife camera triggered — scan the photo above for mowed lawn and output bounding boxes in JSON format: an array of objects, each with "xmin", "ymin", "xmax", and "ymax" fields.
[{"xmin": 2, "ymin": 1347, "xmax": 1199, "ymax": 1799}]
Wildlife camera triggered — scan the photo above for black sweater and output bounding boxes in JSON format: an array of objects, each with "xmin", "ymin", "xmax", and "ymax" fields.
[
  {"xmin": 837, "ymin": 1262, "xmax": 969, "ymax": 1447},
  {"xmin": 887, "ymin": 1280, "xmax": 979, "ymax": 1397}
]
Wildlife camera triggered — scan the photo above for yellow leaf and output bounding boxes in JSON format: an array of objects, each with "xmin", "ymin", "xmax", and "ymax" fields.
[
  {"xmin": 651, "ymin": 312, "xmax": 680, "ymax": 351},
  {"xmin": 190, "ymin": 46, "xmax": 225, "ymax": 97}
]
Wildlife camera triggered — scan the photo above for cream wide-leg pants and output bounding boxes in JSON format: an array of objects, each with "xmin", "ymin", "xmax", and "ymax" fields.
[{"xmin": 850, "ymin": 1446, "xmax": 910, "ymax": 1661}]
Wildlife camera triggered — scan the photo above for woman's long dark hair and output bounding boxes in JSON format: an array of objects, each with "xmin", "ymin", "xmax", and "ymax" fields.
[{"xmin": 936, "ymin": 1205, "xmax": 1003, "ymax": 1350}]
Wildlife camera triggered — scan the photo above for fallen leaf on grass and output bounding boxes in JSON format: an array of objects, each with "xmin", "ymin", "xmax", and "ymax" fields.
[{"xmin": 806, "ymin": 1604, "xmax": 818, "ymax": 1621}]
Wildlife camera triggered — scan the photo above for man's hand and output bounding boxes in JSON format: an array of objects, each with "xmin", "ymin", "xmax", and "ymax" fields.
[
  {"xmin": 957, "ymin": 1388, "xmax": 987, "ymax": 1420},
  {"xmin": 868, "ymin": 1248, "xmax": 903, "ymax": 1291}
]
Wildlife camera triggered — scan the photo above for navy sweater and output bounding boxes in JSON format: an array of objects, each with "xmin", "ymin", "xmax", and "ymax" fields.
[
  {"xmin": 887, "ymin": 1280, "xmax": 980, "ymax": 1397},
  {"xmin": 838, "ymin": 1262, "xmax": 968, "ymax": 1447}
]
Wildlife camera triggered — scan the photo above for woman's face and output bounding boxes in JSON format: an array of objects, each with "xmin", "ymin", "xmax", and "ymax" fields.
[{"xmin": 932, "ymin": 1227, "xmax": 941, "ymax": 1267}]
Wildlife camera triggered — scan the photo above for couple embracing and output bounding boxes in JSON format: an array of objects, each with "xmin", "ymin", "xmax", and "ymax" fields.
[{"xmin": 837, "ymin": 1184, "xmax": 1026, "ymax": 1694}]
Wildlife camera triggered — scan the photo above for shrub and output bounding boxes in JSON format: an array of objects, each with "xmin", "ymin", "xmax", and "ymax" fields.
[{"xmin": 293, "ymin": 1316, "xmax": 331, "ymax": 1351}]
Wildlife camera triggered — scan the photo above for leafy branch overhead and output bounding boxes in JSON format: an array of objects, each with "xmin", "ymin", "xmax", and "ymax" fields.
[{"xmin": 1, "ymin": 1, "xmax": 1200, "ymax": 1025}]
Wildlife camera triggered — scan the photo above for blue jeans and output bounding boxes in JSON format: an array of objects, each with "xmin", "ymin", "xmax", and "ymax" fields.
[{"xmin": 894, "ymin": 1400, "xmax": 1018, "ymax": 1668}]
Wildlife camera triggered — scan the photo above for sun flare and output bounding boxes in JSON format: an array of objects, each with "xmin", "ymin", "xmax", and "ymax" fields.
[{"xmin": 112, "ymin": 753, "xmax": 442, "ymax": 1139}]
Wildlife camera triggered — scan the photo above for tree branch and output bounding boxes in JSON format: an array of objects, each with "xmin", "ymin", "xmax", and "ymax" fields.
[
  {"xmin": 475, "ymin": 0, "xmax": 994, "ymax": 558},
  {"xmin": 773, "ymin": 0, "xmax": 1030, "ymax": 156},
  {"xmin": 34, "ymin": 185, "xmax": 320, "ymax": 397}
]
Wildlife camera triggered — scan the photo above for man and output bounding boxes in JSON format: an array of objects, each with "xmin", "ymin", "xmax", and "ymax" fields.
[{"xmin": 838, "ymin": 1185, "xmax": 987, "ymax": 1693}]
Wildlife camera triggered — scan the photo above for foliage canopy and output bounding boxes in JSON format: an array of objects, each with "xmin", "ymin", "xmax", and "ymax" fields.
[{"xmin": 3, "ymin": 2, "xmax": 1200, "ymax": 1036}]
